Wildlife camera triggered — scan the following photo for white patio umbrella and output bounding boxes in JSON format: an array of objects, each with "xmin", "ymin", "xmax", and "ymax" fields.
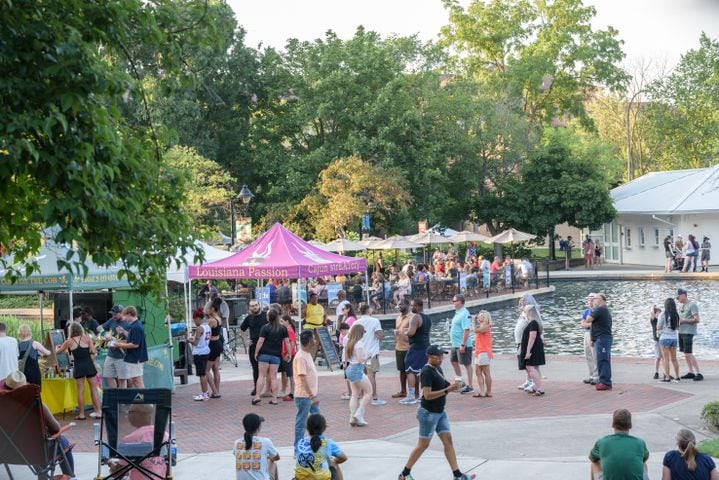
[
  {"xmin": 408, "ymin": 232, "xmax": 453, "ymax": 245},
  {"xmin": 325, "ymin": 238, "xmax": 366, "ymax": 252},
  {"xmin": 359, "ymin": 236, "xmax": 383, "ymax": 248},
  {"xmin": 450, "ymin": 230, "xmax": 490, "ymax": 243},
  {"xmin": 485, "ymin": 228, "xmax": 536, "ymax": 244},
  {"xmin": 370, "ymin": 235, "xmax": 423, "ymax": 250},
  {"xmin": 485, "ymin": 228, "xmax": 537, "ymax": 259},
  {"xmin": 307, "ymin": 240, "xmax": 330, "ymax": 251}
]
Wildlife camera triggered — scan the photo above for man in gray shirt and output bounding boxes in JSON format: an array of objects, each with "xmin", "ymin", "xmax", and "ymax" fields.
[{"xmin": 677, "ymin": 288, "xmax": 703, "ymax": 381}]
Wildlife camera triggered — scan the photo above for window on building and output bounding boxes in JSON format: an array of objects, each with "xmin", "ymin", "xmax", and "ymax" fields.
[
  {"xmin": 639, "ymin": 227, "xmax": 645, "ymax": 246},
  {"xmin": 625, "ymin": 228, "xmax": 632, "ymax": 247},
  {"xmin": 654, "ymin": 227, "xmax": 660, "ymax": 246}
]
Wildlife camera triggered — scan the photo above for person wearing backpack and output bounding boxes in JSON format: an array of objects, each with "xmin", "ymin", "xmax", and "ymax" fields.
[{"xmin": 17, "ymin": 324, "xmax": 51, "ymax": 389}]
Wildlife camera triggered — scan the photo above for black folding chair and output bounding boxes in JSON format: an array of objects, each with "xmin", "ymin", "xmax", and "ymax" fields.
[
  {"xmin": 94, "ymin": 388, "xmax": 175, "ymax": 480},
  {"xmin": 0, "ymin": 384, "xmax": 74, "ymax": 479}
]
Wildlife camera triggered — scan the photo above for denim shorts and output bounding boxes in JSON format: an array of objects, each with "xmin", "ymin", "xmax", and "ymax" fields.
[
  {"xmin": 258, "ymin": 353, "xmax": 281, "ymax": 365},
  {"xmin": 346, "ymin": 363, "xmax": 364, "ymax": 383},
  {"xmin": 660, "ymin": 338, "xmax": 678, "ymax": 348},
  {"xmin": 417, "ymin": 406, "xmax": 450, "ymax": 440}
]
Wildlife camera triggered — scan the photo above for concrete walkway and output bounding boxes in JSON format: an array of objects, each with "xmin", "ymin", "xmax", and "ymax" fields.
[{"xmin": 7, "ymin": 352, "xmax": 718, "ymax": 479}]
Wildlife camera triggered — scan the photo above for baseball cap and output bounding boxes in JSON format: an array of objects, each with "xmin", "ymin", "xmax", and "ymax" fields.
[
  {"xmin": 109, "ymin": 304, "xmax": 124, "ymax": 314},
  {"xmin": 426, "ymin": 344, "xmax": 449, "ymax": 356},
  {"xmin": 242, "ymin": 413, "xmax": 265, "ymax": 432},
  {"xmin": 677, "ymin": 288, "xmax": 688, "ymax": 297}
]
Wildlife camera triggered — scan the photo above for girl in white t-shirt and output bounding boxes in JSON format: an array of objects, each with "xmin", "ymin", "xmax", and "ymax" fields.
[{"xmin": 234, "ymin": 413, "xmax": 279, "ymax": 480}]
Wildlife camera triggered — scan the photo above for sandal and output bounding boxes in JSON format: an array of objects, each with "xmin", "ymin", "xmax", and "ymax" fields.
[
  {"xmin": 533, "ymin": 390, "xmax": 545, "ymax": 396},
  {"xmin": 74, "ymin": 415, "xmax": 86, "ymax": 420},
  {"xmin": 210, "ymin": 394, "xmax": 222, "ymax": 399},
  {"xmin": 472, "ymin": 392, "xmax": 483, "ymax": 398},
  {"xmin": 251, "ymin": 398, "xmax": 261, "ymax": 405},
  {"xmin": 268, "ymin": 400, "xmax": 278, "ymax": 405},
  {"xmin": 484, "ymin": 393, "xmax": 493, "ymax": 398}
]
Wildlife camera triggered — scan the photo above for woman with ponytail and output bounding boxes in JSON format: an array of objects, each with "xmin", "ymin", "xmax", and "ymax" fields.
[
  {"xmin": 295, "ymin": 413, "xmax": 347, "ymax": 480},
  {"xmin": 343, "ymin": 323, "xmax": 372, "ymax": 426},
  {"xmin": 233, "ymin": 413, "xmax": 279, "ymax": 480},
  {"xmin": 662, "ymin": 428, "xmax": 718, "ymax": 479}
]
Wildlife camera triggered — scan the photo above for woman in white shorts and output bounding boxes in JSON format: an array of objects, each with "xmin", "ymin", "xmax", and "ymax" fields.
[{"xmin": 472, "ymin": 310, "xmax": 493, "ymax": 398}]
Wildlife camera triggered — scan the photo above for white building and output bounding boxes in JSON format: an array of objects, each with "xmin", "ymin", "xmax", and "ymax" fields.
[{"xmin": 591, "ymin": 165, "xmax": 719, "ymax": 266}]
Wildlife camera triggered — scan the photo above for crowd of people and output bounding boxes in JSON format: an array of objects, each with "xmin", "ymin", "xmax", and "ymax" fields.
[
  {"xmin": 0, "ymin": 274, "xmax": 714, "ymax": 480},
  {"xmin": 664, "ymin": 234, "xmax": 712, "ymax": 273}
]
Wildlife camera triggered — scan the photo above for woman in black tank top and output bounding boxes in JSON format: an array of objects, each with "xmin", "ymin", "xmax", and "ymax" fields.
[
  {"xmin": 206, "ymin": 305, "xmax": 223, "ymax": 398},
  {"xmin": 55, "ymin": 323, "xmax": 102, "ymax": 419}
]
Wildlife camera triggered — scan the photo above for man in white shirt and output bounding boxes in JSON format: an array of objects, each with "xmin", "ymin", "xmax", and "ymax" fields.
[
  {"xmin": 355, "ymin": 303, "xmax": 386, "ymax": 405},
  {"xmin": 0, "ymin": 322, "xmax": 19, "ymax": 379}
]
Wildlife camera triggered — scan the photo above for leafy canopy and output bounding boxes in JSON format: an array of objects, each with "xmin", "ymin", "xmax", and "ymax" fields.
[{"xmin": 0, "ymin": 0, "xmax": 226, "ymax": 294}]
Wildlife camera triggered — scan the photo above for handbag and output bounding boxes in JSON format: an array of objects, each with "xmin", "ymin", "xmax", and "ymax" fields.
[{"xmin": 18, "ymin": 342, "xmax": 33, "ymax": 373}]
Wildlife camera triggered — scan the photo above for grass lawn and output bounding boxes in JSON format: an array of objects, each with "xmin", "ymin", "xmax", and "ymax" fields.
[
  {"xmin": 530, "ymin": 247, "xmax": 583, "ymax": 260},
  {"xmin": 699, "ymin": 437, "xmax": 719, "ymax": 458}
]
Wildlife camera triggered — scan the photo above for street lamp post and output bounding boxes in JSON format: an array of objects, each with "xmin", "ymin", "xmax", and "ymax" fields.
[{"xmin": 230, "ymin": 184, "xmax": 254, "ymax": 247}]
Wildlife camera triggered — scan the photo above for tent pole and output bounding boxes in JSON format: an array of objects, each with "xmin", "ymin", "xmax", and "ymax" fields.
[
  {"xmin": 39, "ymin": 291, "xmax": 44, "ymax": 339},
  {"xmin": 298, "ymin": 278, "xmax": 304, "ymax": 332},
  {"xmin": 165, "ymin": 278, "xmax": 173, "ymax": 347},
  {"xmin": 364, "ymin": 266, "xmax": 370, "ymax": 304}
]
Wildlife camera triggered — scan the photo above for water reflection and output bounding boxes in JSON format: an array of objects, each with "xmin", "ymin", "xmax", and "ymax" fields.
[{"xmin": 381, "ymin": 280, "xmax": 719, "ymax": 358}]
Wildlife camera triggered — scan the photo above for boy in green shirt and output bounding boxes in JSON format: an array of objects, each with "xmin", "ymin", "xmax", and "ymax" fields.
[{"xmin": 589, "ymin": 409, "xmax": 649, "ymax": 480}]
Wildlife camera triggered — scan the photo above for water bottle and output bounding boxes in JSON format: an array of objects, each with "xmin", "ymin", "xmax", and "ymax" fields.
[{"xmin": 170, "ymin": 421, "xmax": 177, "ymax": 466}]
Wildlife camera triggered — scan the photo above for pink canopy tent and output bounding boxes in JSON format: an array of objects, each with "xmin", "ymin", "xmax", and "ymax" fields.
[{"xmin": 189, "ymin": 223, "xmax": 367, "ymax": 280}]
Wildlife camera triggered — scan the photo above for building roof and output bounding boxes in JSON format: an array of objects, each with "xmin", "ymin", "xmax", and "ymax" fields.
[{"xmin": 611, "ymin": 165, "xmax": 719, "ymax": 214}]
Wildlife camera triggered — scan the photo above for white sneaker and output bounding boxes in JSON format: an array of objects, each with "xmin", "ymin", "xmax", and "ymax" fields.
[
  {"xmin": 341, "ymin": 393, "xmax": 351, "ymax": 400},
  {"xmin": 353, "ymin": 407, "xmax": 368, "ymax": 426},
  {"xmin": 517, "ymin": 380, "xmax": 531, "ymax": 390},
  {"xmin": 399, "ymin": 396, "xmax": 417, "ymax": 405},
  {"xmin": 371, "ymin": 398, "xmax": 387, "ymax": 406},
  {"xmin": 193, "ymin": 393, "xmax": 208, "ymax": 402},
  {"xmin": 523, "ymin": 383, "xmax": 536, "ymax": 393}
]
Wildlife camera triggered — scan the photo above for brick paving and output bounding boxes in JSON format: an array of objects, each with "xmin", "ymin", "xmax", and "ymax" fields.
[{"xmin": 63, "ymin": 363, "xmax": 692, "ymax": 453}]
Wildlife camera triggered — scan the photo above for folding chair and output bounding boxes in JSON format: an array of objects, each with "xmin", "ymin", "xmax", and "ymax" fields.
[
  {"xmin": 94, "ymin": 388, "xmax": 175, "ymax": 480},
  {"xmin": 0, "ymin": 384, "xmax": 74, "ymax": 479}
]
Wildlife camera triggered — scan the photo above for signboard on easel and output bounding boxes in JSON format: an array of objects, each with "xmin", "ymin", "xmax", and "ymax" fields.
[
  {"xmin": 313, "ymin": 327, "xmax": 341, "ymax": 371},
  {"xmin": 45, "ymin": 329, "xmax": 70, "ymax": 370}
]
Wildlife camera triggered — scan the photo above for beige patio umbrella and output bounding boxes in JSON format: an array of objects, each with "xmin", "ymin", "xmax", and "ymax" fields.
[
  {"xmin": 307, "ymin": 240, "xmax": 330, "ymax": 251},
  {"xmin": 449, "ymin": 230, "xmax": 490, "ymax": 243},
  {"xmin": 408, "ymin": 232, "xmax": 453, "ymax": 245},
  {"xmin": 325, "ymin": 238, "xmax": 367, "ymax": 252},
  {"xmin": 370, "ymin": 235, "xmax": 423, "ymax": 250},
  {"xmin": 485, "ymin": 228, "xmax": 537, "ymax": 259},
  {"xmin": 485, "ymin": 228, "xmax": 536, "ymax": 244}
]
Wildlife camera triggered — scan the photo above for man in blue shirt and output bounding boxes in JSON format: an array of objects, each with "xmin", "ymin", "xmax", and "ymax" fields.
[
  {"xmin": 101, "ymin": 304, "xmax": 130, "ymax": 388},
  {"xmin": 114, "ymin": 306, "xmax": 148, "ymax": 388},
  {"xmin": 449, "ymin": 295, "xmax": 474, "ymax": 394}
]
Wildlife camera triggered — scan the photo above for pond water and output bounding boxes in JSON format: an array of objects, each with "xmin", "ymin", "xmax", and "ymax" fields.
[{"xmin": 381, "ymin": 280, "xmax": 719, "ymax": 358}]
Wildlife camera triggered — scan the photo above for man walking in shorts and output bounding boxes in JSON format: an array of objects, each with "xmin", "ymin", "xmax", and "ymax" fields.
[
  {"xmin": 677, "ymin": 288, "xmax": 703, "ymax": 381},
  {"xmin": 101, "ymin": 305, "xmax": 130, "ymax": 388},
  {"xmin": 114, "ymin": 306, "xmax": 148, "ymax": 388},
  {"xmin": 397, "ymin": 345, "xmax": 475, "ymax": 480},
  {"xmin": 449, "ymin": 295, "xmax": 473, "ymax": 394}
]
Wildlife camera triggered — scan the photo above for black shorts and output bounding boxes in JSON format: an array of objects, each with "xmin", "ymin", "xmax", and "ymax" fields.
[
  {"xmin": 395, "ymin": 350, "xmax": 408, "ymax": 372},
  {"xmin": 679, "ymin": 334, "xmax": 694, "ymax": 354},
  {"xmin": 279, "ymin": 355, "xmax": 294, "ymax": 376},
  {"xmin": 404, "ymin": 348, "xmax": 427, "ymax": 374},
  {"xmin": 208, "ymin": 340, "xmax": 222, "ymax": 361},
  {"xmin": 450, "ymin": 347, "xmax": 473, "ymax": 366},
  {"xmin": 193, "ymin": 354, "xmax": 209, "ymax": 376}
]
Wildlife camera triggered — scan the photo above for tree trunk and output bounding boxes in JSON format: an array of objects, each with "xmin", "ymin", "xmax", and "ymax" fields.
[{"xmin": 548, "ymin": 226, "xmax": 556, "ymax": 260}]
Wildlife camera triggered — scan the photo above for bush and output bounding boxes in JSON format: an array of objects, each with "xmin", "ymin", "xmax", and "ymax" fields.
[
  {"xmin": 0, "ymin": 315, "xmax": 43, "ymax": 340},
  {"xmin": 0, "ymin": 294, "xmax": 48, "ymax": 309},
  {"xmin": 701, "ymin": 401, "xmax": 719, "ymax": 429}
]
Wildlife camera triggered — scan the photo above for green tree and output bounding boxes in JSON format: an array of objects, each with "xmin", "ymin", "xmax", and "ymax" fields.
[
  {"xmin": 441, "ymin": 0, "xmax": 629, "ymax": 126},
  {"xmin": 0, "ymin": 0, "xmax": 223, "ymax": 294},
  {"xmin": 647, "ymin": 33, "xmax": 719, "ymax": 169},
  {"xmin": 163, "ymin": 146, "xmax": 236, "ymax": 236},
  {"xmin": 505, "ymin": 128, "xmax": 616, "ymax": 259}
]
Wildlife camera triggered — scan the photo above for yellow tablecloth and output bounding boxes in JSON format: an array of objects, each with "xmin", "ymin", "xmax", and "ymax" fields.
[{"xmin": 41, "ymin": 377, "xmax": 96, "ymax": 415}]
